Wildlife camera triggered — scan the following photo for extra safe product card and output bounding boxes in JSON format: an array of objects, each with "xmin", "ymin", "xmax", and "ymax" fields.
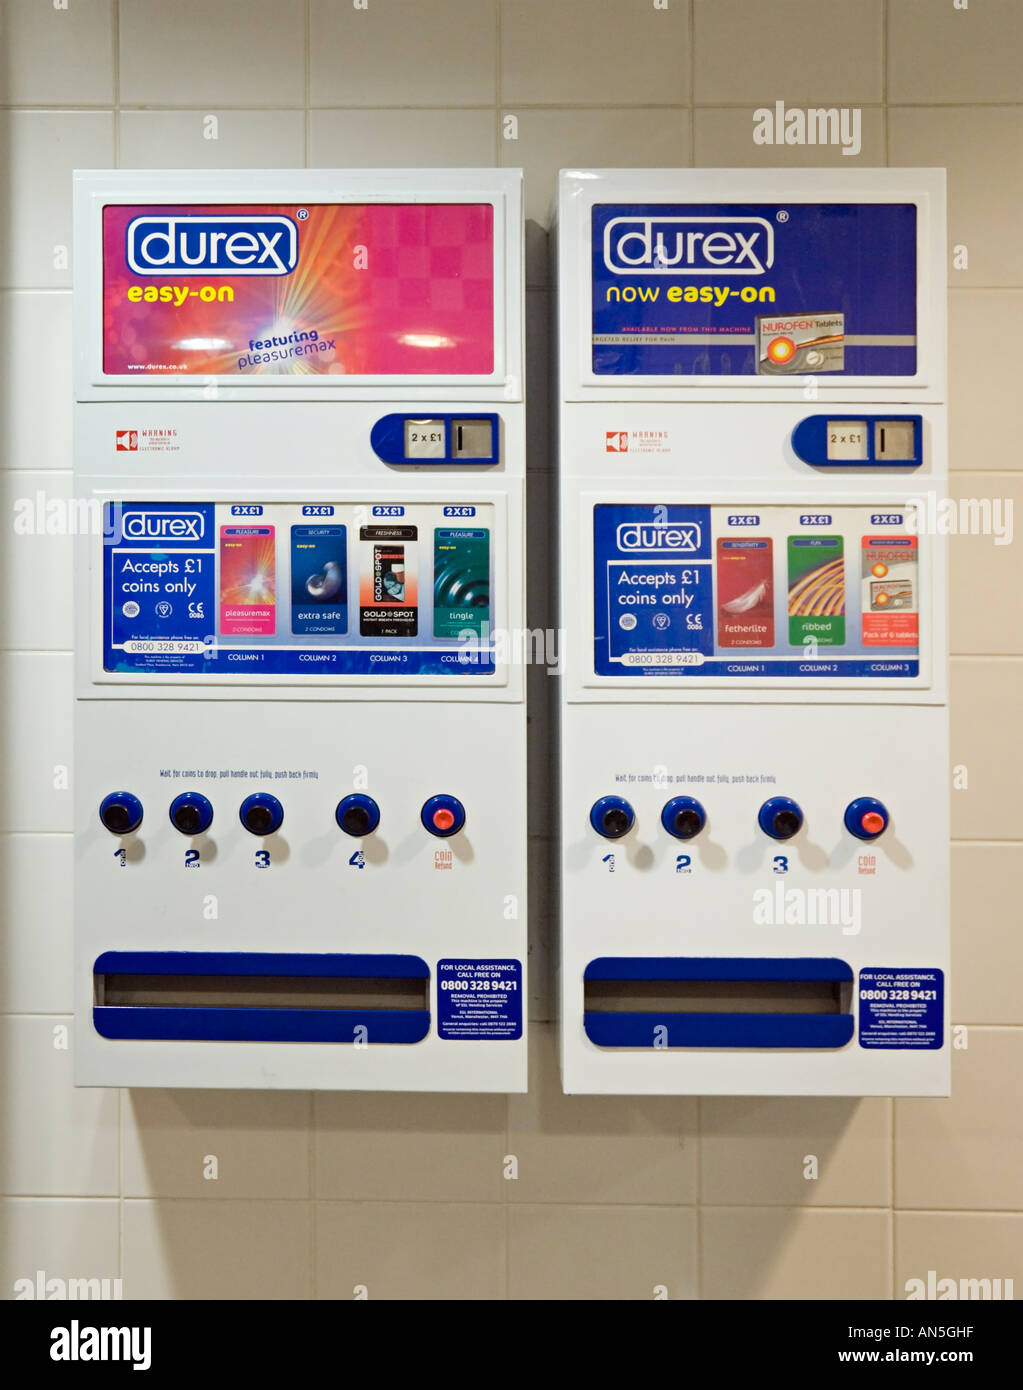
[
  {"xmin": 102, "ymin": 202, "xmax": 495, "ymax": 377},
  {"xmin": 592, "ymin": 504, "xmax": 922, "ymax": 679},
  {"xmin": 290, "ymin": 525, "xmax": 347, "ymax": 636},
  {"xmin": 591, "ymin": 202, "xmax": 916, "ymax": 377},
  {"xmin": 103, "ymin": 501, "xmax": 494, "ymax": 676}
]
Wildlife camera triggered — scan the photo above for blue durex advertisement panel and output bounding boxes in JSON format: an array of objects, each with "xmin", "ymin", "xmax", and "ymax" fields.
[
  {"xmin": 102, "ymin": 501, "xmax": 495, "ymax": 676},
  {"xmin": 592, "ymin": 202, "xmax": 917, "ymax": 377}
]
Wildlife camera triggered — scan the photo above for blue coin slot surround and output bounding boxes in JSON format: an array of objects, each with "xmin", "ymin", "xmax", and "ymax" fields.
[
  {"xmin": 93, "ymin": 951, "xmax": 431, "ymax": 1045},
  {"xmin": 583, "ymin": 956, "xmax": 855, "ymax": 1050},
  {"xmin": 370, "ymin": 413, "xmax": 500, "ymax": 466},
  {"xmin": 791, "ymin": 414, "xmax": 922, "ymax": 468}
]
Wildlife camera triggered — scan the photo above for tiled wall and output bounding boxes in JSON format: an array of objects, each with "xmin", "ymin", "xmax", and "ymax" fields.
[{"xmin": 1, "ymin": 0, "xmax": 1020, "ymax": 1300}]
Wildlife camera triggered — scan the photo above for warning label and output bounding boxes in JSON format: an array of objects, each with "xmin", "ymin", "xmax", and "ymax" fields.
[
  {"xmin": 436, "ymin": 958, "xmax": 522, "ymax": 1040},
  {"xmin": 858, "ymin": 967, "xmax": 943, "ymax": 1049}
]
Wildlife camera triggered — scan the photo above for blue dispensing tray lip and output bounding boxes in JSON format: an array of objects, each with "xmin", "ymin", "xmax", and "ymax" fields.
[
  {"xmin": 93, "ymin": 950, "xmax": 431, "ymax": 1045},
  {"xmin": 583, "ymin": 956, "xmax": 854, "ymax": 1050}
]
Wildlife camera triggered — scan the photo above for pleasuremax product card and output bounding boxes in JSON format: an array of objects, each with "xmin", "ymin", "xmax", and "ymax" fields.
[
  {"xmin": 102, "ymin": 202, "xmax": 495, "ymax": 377},
  {"xmin": 219, "ymin": 526, "xmax": 276, "ymax": 635},
  {"xmin": 433, "ymin": 528, "xmax": 491, "ymax": 639},
  {"xmin": 290, "ymin": 525, "xmax": 347, "ymax": 636},
  {"xmin": 359, "ymin": 525, "xmax": 418, "ymax": 637}
]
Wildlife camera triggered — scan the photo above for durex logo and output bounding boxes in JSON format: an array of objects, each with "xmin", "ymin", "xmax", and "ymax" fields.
[
  {"xmin": 604, "ymin": 216, "xmax": 773, "ymax": 276},
  {"xmin": 617, "ymin": 522, "xmax": 701, "ymax": 553},
  {"xmin": 126, "ymin": 215, "xmax": 298, "ymax": 276},
  {"xmin": 122, "ymin": 510, "xmax": 205, "ymax": 542}
]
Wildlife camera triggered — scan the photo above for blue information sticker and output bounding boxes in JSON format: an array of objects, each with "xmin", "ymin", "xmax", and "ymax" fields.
[
  {"xmin": 858, "ymin": 967, "xmax": 943, "ymax": 1049},
  {"xmin": 437, "ymin": 959, "xmax": 522, "ymax": 1040}
]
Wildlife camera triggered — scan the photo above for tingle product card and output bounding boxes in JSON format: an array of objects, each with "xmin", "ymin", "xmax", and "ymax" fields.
[
  {"xmin": 359, "ymin": 526, "xmax": 418, "ymax": 637},
  {"xmin": 290, "ymin": 525, "xmax": 347, "ymax": 635},
  {"xmin": 219, "ymin": 526, "xmax": 276, "ymax": 635},
  {"xmin": 787, "ymin": 535, "xmax": 845, "ymax": 646},
  {"xmin": 716, "ymin": 538, "xmax": 774, "ymax": 647},
  {"xmin": 433, "ymin": 529, "xmax": 490, "ymax": 638}
]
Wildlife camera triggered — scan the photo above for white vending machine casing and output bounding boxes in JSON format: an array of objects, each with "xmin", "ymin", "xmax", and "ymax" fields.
[
  {"xmin": 74, "ymin": 169, "xmax": 527, "ymax": 1091},
  {"xmin": 557, "ymin": 168, "xmax": 948, "ymax": 1096}
]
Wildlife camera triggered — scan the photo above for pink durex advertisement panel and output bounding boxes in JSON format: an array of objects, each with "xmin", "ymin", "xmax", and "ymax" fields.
[{"xmin": 102, "ymin": 202, "xmax": 496, "ymax": 376}]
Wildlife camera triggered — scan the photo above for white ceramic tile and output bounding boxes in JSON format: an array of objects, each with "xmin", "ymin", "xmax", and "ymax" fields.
[
  {"xmin": 123, "ymin": 1090, "xmax": 311, "ymax": 1199},
  {"xmin": 0, "ymin": 112, "xmax": 114, "ymax": 290},
  {"xmin": 123, "ymin": 1199, "xmax": 312, "ymax": 1299},
  {"xmin": 0, "ymin": 835, "xmax": 73, "ymax": 1014},
  {"xmin": 501, "ymin": 108, "xmax": 690, "ymax": 226},
  {"xmin": 889, "ymin": 0, "xmax": 1023, "ymax": 105},
  {"xmin": 895, "ymin": 1212, "xmax": 1023, "ymax": 1302},
  {"xmin": 0, "ymin": 1016, "xmax": 118, "ymax": 1196},
  {"xmin": 501, "ymin": 0, "xmax": 689, "ymax": 106},
  {"xmin": 0, "ymin": 654, "xmax": 73, "ymax": 833},
  {"xmin": 948, "ymin": 474, "xmax": 1022, "ymax": 655},
  {"xmin": 693, "ymin": 0, "xmax": 883, "ymax": 105},
  {"xmin": 895, "ymin": 1028, "xmax": 1023, "ymax": 1211},
  {"xmin": 507, "ymin": 1023, "xmax": 697, "ymax": 1203},
  {"xmin": 0, "ymin": 293, "xmax": 72, "ymax": 472},
  {"xmin": 0, "ymin": 0, "xmax": 114, "ymax": 105},
  {"xmin": 118, "ymin": 0, "xmax": 305, "ymax": 107},
  {"xmin": 308, "ymin": 108, "xmax": 495, "ymax": 168},
  {"xmin": 701, "ymin": 1207, "xmax": 890, "ymax": 1299},
  {"xmin": 949, "ymin": 292, "xmax": 1023, "ymax": 471},
  {"xmin": 694, "ymin": 106, "xmax": 885, "ymax": 167},
  {"xmin": 701, "ymin": 1096, "xmax": 891, "ymax": 1206},
  {"xmin": 310, "ymin": 0, "xmax": 497, "ymax": 107},
  {"xmin": 118, "ymin": 110, "xmax": 304, "ymax": 170},
  {"xmin": 951, "ymin": 845, "xmax": 1023, "ymax": 1026},
  {"xmin": 508, "ymin": 1205, "xmax": 697, "ymax": 1300},
  {"xmin": 949, "ymin": 660, "xmax": 1023, "ymax": 841},
  {"xmin": 889, "ymin": 107, "xmax": 1023, "ymax": 288},
  {"xmin": 0, "ymin": 472, "xmax": 74, "ymax": 651},
  {"xmin": 315, "ymin": 1201, "xmax": 505, "ymax": 1300},
  {"xmin": 314, "ymin": 1091, "xmax": 504, "ymax": 1201},
  {"xmin": 0, "ymin": 1198, "xmax": 120, "ymax": 1296}
]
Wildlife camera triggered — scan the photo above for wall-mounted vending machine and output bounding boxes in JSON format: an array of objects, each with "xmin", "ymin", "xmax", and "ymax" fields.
[
  {"xmin": 73, "ymin": 170, "xmax": 526, "ymax": 1091},
  {"xmin": 556, "ymin": 169, "xmax": 948, "ymax": 1096}
]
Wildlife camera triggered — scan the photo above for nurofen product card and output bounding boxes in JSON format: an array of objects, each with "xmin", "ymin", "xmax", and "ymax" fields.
[
  {"xmin": 861, "ymin": 536, "xmax": 919, "ymax": 647},
  {"xmin": 433, "ymin": 528, "xmax": 491, "ymax": 639},
  {"xmin": 591, "ymin": 202, "xmax": 916, "ymax": 376},
  {"xmin": 290, "ymin": 525, "xmax": 347, "ymax": 636},
  {"xmin": 102, "ymin": 202, "xmax": 496, "ymax": 377},
  {"xmin": 219, "ymin": 525, "xmax": 276, "ymax": 635}
]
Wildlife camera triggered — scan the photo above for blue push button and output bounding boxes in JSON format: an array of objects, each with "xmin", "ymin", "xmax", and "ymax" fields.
[
  {"xmin": 99, "ymin": 792, "xmax": 143, "ymax": 835},
  {"xmin": 336, "ymin": 794, "xmax": 380, "ymax": 837},
  {"xmin": 844, "ymin": 796, "xmax": 890, "ymax": 840},
  {"xmin": 590, "ymin": 796, "xmax": 635, "ymax": 840},
  {"xmin": 422, "ymin": 794, "xmax": 465, "ymax": 837},
  {"xmin": 661, "ymin": 796, "xmax": 706, "ymax": 840},
  {"xmin": 169, "ymin": 792, "xmax": 213, "ymax": 836},
  {"xmin": 758, "ymin": 796, "xmax": 804, "ymax": 840},
  {"xmin": 239, "ymin": 793, "xmax": 283, "ymax": 837}
]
